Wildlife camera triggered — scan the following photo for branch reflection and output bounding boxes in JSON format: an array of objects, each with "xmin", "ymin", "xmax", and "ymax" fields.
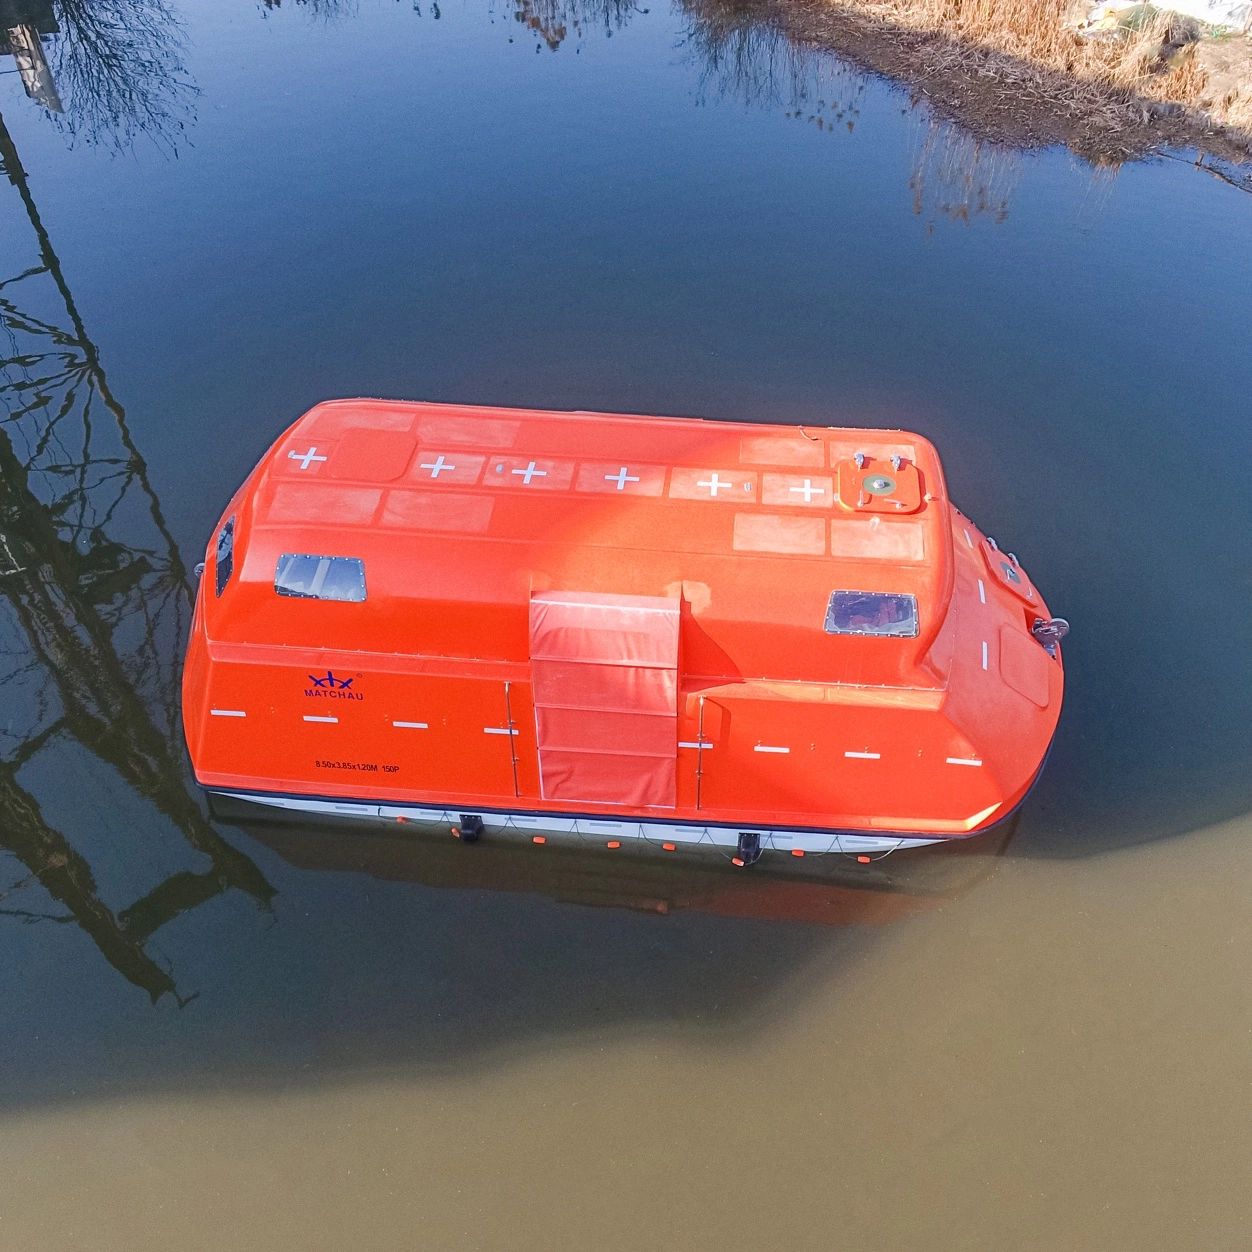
[
  {"xmin": 1, "ymin": 0, "xmax": 194, "ymax": 147},
  {"xmin": 0, "ymin": 110, "xmax": 275, "ymax": 1004}
]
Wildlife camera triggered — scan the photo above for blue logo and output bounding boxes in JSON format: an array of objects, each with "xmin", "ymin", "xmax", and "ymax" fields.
[
  {"xmin": 304, "ymin": 670, "xmax": 363, "ymax": 700},
  {"xmin": 308, "ymin": 670, "xmax": 353, "ymax": 689}
]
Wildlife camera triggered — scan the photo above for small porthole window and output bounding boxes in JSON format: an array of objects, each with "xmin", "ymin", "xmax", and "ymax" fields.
[
  {"xmin": 274, "ymin": 554, "xmax": 366, "ymax": 602},
  {"xmin": 824, "ymin": 590, "xmax": 918, "ymax": 638},
  {"xmin": 215, "ymin": 517, "xmax": 235, "ymax": 598}
]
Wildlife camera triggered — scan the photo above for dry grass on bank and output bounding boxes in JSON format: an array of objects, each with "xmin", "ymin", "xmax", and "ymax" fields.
[
  {"xmin": 850, "ymin": 0, "xmax": 1245, "ymax": 120},
  {"xmin": 749, "ymin": 0, "xmax": 1252, "ymax": 159}
]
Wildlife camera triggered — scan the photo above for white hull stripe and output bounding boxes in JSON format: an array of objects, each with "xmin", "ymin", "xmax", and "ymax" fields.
[
  {"xmin": 844, "ymin": 751, "xmax": 881, "ymax": 760},
  {"xmin": 216, "ymin": 791, "xmax": 943, "ymax": 853},
  {"xmin": 754, "ymin": 745, "xmax": 790, "ymax": 754},
  {"xmin": 393, "ymin": 721, "xmax": 428, "ymax": 729},
  {"xmin": 210, "ymin": 709, "xmax": 246, "ymax": 718},
  {"xmin": 484, "ymin": 727, "xmax": 519, "ymax": 736},
  {"xmin": 946, "ymin": 757, "xmax": 983, "ymax": 766},
  {"xmin": 304, "ymin": 715, "xmax": 338, "ymax": 723}
]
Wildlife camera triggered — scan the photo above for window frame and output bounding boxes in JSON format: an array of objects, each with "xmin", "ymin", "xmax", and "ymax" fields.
[
  {"xmin": 823, "ymin": 590, "xmax": 919, "ymax": 639},
  {"xmin": 273, "ymin": 553, "xmax": 367, "ymax": 603}
]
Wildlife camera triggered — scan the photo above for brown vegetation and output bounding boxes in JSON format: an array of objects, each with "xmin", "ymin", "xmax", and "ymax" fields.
[{"xmin": 688, "ymin": 0, "xmax": 1252, "ymax": 161}]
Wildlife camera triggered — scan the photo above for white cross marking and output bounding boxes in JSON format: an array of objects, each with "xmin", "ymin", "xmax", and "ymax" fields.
[
  {"xmin": 605, "ymin": 467, "xmax": 640, "ymax": 491},
  {"xmin": 789, "ymin": 479, "xmax": 825, "ymax": 503},
  {"xmin": 420, "ymin": 455, "xmax": 455, "ymax": 478},
  {"xmin": 512, "ymin": 461, "xmax": 547, "ymax": 485},
  {"xmin": 288, "ymin": 447, "xmax": 327, "ymax": 470},
  {"xmin": 697, "ymin": 473, "xmax": 730, "ymax": 496}
]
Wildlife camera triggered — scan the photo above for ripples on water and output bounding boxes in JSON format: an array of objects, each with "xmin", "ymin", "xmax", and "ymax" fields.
[{"xmin": 1, "ymin": 0, "xmax": 1251, "ymax": 1246}]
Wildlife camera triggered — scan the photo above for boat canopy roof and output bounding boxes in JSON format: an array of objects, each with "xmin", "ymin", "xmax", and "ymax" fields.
[{"xmin": 210, "ymin": 401, "xmax": 956, "ymax": 688}]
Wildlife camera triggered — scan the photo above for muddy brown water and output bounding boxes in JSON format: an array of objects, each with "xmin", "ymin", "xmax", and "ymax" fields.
[{"xmin": 2, "ymin": 0, "xmax": 1251, "ymax": 1247}]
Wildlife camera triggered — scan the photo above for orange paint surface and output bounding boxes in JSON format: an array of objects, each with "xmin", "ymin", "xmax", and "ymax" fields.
[{"xmin": 182, "ymin": 401, "xmax": 1064, "ymax": 838}]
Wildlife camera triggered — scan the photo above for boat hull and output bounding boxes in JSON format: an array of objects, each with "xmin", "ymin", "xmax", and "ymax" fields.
[{"xmin": 204, "ymin": 769, "xmax": 1044, "ymax": 858}]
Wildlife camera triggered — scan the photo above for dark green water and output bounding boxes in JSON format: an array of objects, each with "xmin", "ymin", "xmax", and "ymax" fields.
[{"xmin": 2, "ymin": 1, "xmax": 1251, "ymax": 1247}]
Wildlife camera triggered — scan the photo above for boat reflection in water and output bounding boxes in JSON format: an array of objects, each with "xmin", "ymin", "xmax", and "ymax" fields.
[{"xmin": 237, "ymin": 806, "xmax": 1016, "ymax": 928}]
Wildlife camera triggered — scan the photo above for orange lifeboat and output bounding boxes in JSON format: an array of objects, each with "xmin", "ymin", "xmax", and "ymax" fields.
[{"xmin": 182, "ymin": 400, "xmax": 1066, "ymax": 863}]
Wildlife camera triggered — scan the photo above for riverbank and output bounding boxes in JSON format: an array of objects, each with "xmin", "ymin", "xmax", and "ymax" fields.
[{"xmin": 691, "ymin": 0, "xmax": 1252, "ymax": 162}]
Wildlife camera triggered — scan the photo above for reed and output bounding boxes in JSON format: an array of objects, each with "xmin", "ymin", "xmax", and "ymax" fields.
[{"xmin": 818, "ymin": 0, "xmax": 1251, "ymax": 129}]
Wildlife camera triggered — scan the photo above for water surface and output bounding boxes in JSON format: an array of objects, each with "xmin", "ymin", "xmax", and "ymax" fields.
[{"xmin": 2, "ymin": 0, "xmax": 1251, "ymax": 1247}]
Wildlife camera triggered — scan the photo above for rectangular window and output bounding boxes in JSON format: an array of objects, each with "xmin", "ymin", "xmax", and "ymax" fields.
[
  {"xmin": 824, "ymin": 590, "xmax": 918, "ymax": 638},
  {"xmin": 274, "ymin": 554, "xmax": 366, "ymax": 602}
]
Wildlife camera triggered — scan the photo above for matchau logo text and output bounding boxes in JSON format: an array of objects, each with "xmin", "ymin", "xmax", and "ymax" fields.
[{"xmin": 304, "ymin": 670, "xmax": 363, "ymax": 700}]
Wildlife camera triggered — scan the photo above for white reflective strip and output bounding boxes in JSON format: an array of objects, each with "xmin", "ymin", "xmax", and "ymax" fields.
[
  {"xmin": 379, "ymin": 805, "xmax": 450, "ymax": 822},
  {"xmin": 484, "ymin": 727, "xmax": 519, "ymax": 735},
  {"xmin": 981, "ymin": 641, "xmax": 989, "ymax": 670},
  {"xmin": 754, "ymin": 745, "xmax": 790, "ymax": 754},
  {"xmin": 678, "ymin": 741, "xmax": 712, "ymax": 749},
  {"xmin": 304, "ymin": 715, "xmax": 338, "ymax": 723},
  {"xmin": 392, "ymin": 721, "xmax": 428, "ymax": 729},
  {"xmin": 977, "ymin": 578, "xmax": 986, "ymax": 604},
  {"xmin": 225, "ymin": 792, "xmax": 378, "ymax": 817},
  {"xmin": 844, "ymin": 751, "xmax": 881, "ymax": 759},
  {"xmin": 210, "ymin": 709, "xmax": 246, "ymax": 718},
  {"xmin": 946, "ymin": 757, "xmax": 983, "ymax": 766},
  {"xmin": 964, "ymin": 528, "xmax": 974, "ymax": 548},
  {"xmin": 651, "ymin": 825, "xmax": 705, "ymax": 845},
  {"xmin": 838, "ymin": 835, "xmax": 903, "ymax": 853}
]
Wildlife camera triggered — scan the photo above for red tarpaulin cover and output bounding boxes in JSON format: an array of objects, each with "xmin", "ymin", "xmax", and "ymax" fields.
[{"xmin": 529, "ymin": 592, "xmax": 680, "ymax": 808}]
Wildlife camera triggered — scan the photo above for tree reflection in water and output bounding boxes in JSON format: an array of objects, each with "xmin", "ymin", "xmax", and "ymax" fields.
[
  {"xmin": 1, "ymin": 0, "xmax": 194, "ymax": 146},
  {"xmin": 909, "ymin": 116, "xmax": 1021, "ymax": 229},
  {"xmin": 0, "ymin": 113, "xmax": 275, "ymax": 1004},
  {"xmin": 261, "ymin": 0, "xmax": 361, "ymax": 21},
  {"xmin": 682, "ymin": 0, "xmax": 865, "ymax": 125},
  {"xmin": 507, "ymin": 0, "xmax": 642, "ymax": 51},
  {"xmin": 681, "ymin": 0, "xmax": 1025, "ymax": 225},
  {"xmin": 499, "ymin": 0, "xmax": 1025, "ymax": 224}
]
